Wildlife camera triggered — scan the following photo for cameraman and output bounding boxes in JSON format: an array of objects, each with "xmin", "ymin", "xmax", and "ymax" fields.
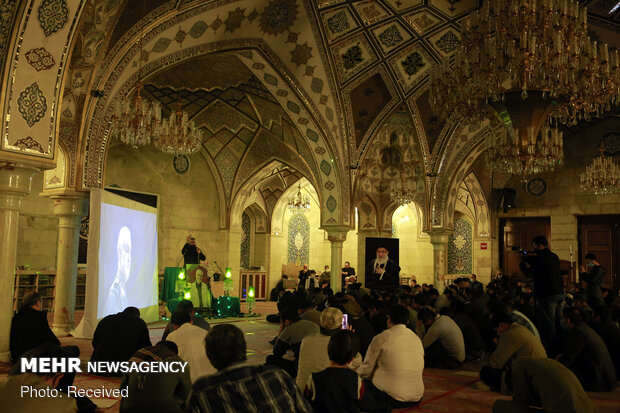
[{"xmin": 519, "ymin": 236, "xmax": 563, "ymax": 348}]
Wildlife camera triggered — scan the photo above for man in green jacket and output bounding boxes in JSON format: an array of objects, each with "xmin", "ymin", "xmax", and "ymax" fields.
[
  {"xmin": 480, "ymin": 312, "xmax": 546, "ymax": 392},
  {"xmin": 492, "ymin": 357, "xmax": 596, "ymax": 413}
]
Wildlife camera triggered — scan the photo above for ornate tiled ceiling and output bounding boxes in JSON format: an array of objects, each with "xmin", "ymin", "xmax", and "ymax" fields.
[{"xmin": 142, "ymin": 54, "xmax": 321, "ymax": 203}]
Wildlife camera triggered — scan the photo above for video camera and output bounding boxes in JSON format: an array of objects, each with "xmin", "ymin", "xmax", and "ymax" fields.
[{"xmin": 511, "ymin": 246, "xmax": 536, "ymax": 259}]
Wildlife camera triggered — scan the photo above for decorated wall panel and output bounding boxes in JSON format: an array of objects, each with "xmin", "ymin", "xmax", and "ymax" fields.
[
  {"xmin": 447, "ymin": 216, "xmax": 472, "ymax": 274},
  {"xmin": 287, "ymin": 213, "xmax": 310, "ymax": 265},
  {"xmin": 240, "ymin": 211, "xmax": 251, "ymax": 269},
  {"xmin": 1, "ymin": 0, "xmax": 86, "ymax": 163}
]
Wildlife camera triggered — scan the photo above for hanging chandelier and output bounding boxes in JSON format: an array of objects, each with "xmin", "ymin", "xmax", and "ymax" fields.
[
  {"xmin": 390, "ymin": 177, "xmax": 416, "ymax": 206},
  {"xmin": 580, "ymin": 144, "xmax": 620, "ymax": 195},
  {"xmin": 111, "ymin": 1, "xmax": 161, "ymax": 149},
  {"xmin": 430, "ymin": 0, "xmax": 620, "ymax": 176},
  {"xmin": 154, "ymin": 103, "xmax": 203, "ymax": 155},
  {"xmin": 288, "ymin": 183, "xmax": 311, "ymax": 214},
  {"xmin": 112, "ymin": 84, "xmax": 162, "ymax": 149}
]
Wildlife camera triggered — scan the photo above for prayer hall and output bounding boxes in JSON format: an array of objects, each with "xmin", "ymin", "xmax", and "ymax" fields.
[{"xmin": 0, "ymin": 0, "xmax": 620, "ymax": 412}]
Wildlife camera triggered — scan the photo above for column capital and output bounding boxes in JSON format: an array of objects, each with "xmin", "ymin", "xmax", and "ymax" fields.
[
  {"xmin": 50, "ymin": 195, "xmax": 89, "ymax": 218},
  {"xmin": 426, "ymin": 229, "xmax": 452, "ymax": 246},
  {"xmin": 324, "ymin": 227, "xmax": 349, "ymax": 243},
  {"xmin": 0, "ymin": 164, "xmax": 37, "ymax": 196}
]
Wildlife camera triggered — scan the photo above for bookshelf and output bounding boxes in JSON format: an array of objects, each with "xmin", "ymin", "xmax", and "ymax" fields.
[{"xmin": 13, "ymin": 268, "xmax": 87, "ymax": 312}]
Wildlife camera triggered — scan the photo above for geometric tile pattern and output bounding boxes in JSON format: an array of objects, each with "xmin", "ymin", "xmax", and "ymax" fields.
[
  {"xmin": 371, "ymin": 20, "xmax": 413, "ymax": 55},
  {"xmin": 13, "ymin": 136, "xmax": 45, "ymax": 153},
  {"xmin": 352, "ymin": 0, "xmax": 391, "ymax": 26},
  {"xmin": 429, "ymin": 27, "xmax": 461, "ymax": 57},
  {"xmin": 25, "ymin": 47, "xmax": 55, "ymax": 71},
  {"xmin": 403, "ymin": 10, "xmax": 444, "ymax": 35},
  {"xmin": 448, "ymin": 217, "xmax": 472, "ymax": 274},
  {"xmin": 37, "ymin": 0, "xmax": 69, "ymax": 37},
  {"xmin": 389, "ymin": 43, "xmax": 435, "ymax": 94},
  {"xmin": 241, "ymin": 211, "xmax": 251, "ymax": 269},
  {"xmin": 321, "ymin": 6, "xmax": 358, "ymax": 42},
  {"xmin": 332, "ymin": 34, "xmax": 378, "ymax": 82},
  {"xmin": 17, "ymin": 82, "xmax": 47, "ymax": 127},
  {"xmin": 383, "ymin": 0, "xmax": 423, "ymax": 13},
  {"xmin": 288, "ymin": 213, "xmax": 310, "ymax": 265}
]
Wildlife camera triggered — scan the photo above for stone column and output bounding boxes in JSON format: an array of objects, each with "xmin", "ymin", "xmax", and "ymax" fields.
[
  {"xmin": 0, "ymin": 165, "xmax": 36, "ymax": 361},
  {"xmin": 50, "ymin": 195, "xmax": 89, "ymax": 336},
  {"xmin": 327, "ymin": 228, "xmax": 349, "ymax": 293},
  {"xmin": 428, "ymin": 230, "xmax": 452, "ymax": 288}
]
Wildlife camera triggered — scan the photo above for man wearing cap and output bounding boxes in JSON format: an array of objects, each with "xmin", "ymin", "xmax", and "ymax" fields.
[
  {"xmin": 365, "ymin": 245, "xmax": 400, "ymax": 291},
  {"xmin": 296, "ymin": 307, "xmax": 362, "ymax": 390},
  {"xmin": 182, "ymin": 235, "xmax": 205, "ymax": 266}
]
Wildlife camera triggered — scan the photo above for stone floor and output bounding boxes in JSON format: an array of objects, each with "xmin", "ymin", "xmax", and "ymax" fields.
[{"xmin": 2, "ymin": 301, "xmax": 620, "ymax": 412}]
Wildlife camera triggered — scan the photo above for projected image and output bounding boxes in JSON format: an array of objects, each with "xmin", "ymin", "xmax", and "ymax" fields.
[
  {"xmin": 98, "ymin": 203, "xmax": 157, "ymax": 318},
  {"xmin": 102, "ymin": 226, "xmax": 132, "ymax": 315}
]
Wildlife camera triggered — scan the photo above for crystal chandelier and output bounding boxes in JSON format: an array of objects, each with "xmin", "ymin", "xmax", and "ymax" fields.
[
  {"xmin": 112, "ymin": 84, "xmax": 162, "ymax": 149},
  {"xmin": 111, "ymin": 5, "xmax": 161, "ymax": 149},
  {"xmin": 154, "ymin": 104, "xmax": 203, "ymax": 155},
  {"xmin": 288, "ymin": 183, "xmax": 311, "ymax": 214},
  {"xmin": 430, "ymin": 0, "xmax": 620, "ymax": 176},
  {"xmin": 580, "ymin": 144, "xmax": 620, "ymax": 195},
  {"xmin": 390, "ymin": 177, "xmax": 416, "ymax": 206}
]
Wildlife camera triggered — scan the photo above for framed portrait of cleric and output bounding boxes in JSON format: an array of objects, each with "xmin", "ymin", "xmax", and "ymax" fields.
[{"xmin": 364, "ymin": 237, "xmax": 400, "ymax": 290}]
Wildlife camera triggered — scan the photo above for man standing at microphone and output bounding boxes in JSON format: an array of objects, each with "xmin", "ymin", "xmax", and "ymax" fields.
[{"xmin": 182, "ymin": 235, "xmax": 206, "ymax": 265}]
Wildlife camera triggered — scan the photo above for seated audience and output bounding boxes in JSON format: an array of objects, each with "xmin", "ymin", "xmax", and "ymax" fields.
[
  {"xmin": 90, "ymin": 306, "xmax": 151, "ymax": 373},
  {"xmin": 266, "ymin": 307, "xmax": 319, "ymax": 377},
  {"xmin": 492, "ymin": 357, "xmax": 596, "ymax": 413},
  {"xmin": 299, "ymin": 297, "xmax": 322, "ymax": 327},
  {"xmin": 367, "ymin": 299, "xmax": 388, "ymax": 335},
  {"xmin": 590, "ymin": 305, "xmax": 620, "ymax": 378},
  {"xmin": 187, "ymin": 324, "xmax": 312, "ymax": 413},
  {"xmin": 161, "ymin": 300, "xmax": 210, "ymax": 340},
  {"xmin": 296, "ymin": 307, "xmax": 361, "ymax": 390},
  {"xmin": 357, "ymin": 304, "xmax": 424, "ymax": 407},
  {"xmin": 342, "ymin": 295, "xmax": 374, "ymax": 358},
  {"xmin": 167, "ymin": 309, "xmax": 215, "ymax": 382},
  {"xmin": 480, "ymin": 312, "xmax": 546, "ymax": 392},
  {"xmin": 498, "ymin": 298, "xmax": 540, "ymax": 340},
  {"xmin": 557, "ymin": 307, "xmax": 616, "ymax": 392},
  {"xmin": 452, "ymin": 305, "xmax": 485, "ymax": 361},
  {"xmin": 120, "ymin": 340, "xmax": 191, "ymax": 413},
  {"xmin": 304, "ymin": 330, "xmax": 363, "ymax": 413},
  {"xmin": 9, "ymin": 292, "xmax": 60, "ymax": 363},
  {"xmin": 418, "ymin": 307, "xmax": 465, "ymax": 369},
  {"xmin": 1, "ymin": 343, "xmax": 79, "ymax": 412}
]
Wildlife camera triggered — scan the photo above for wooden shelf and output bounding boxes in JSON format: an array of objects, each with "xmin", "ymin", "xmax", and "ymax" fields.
[{"xmin": 13, "ymin": 269, "xmax": 87, "ymax": 313}]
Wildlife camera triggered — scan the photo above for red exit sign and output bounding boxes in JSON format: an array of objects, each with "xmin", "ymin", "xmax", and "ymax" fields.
[{"xmin": 480, "ymin": 243, "xmax": 487, "ymax": 250}]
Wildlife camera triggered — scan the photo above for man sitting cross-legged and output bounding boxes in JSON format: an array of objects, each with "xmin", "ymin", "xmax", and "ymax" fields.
[
  {"xmin": 418, "ymin": 307, "xmax": 465, "ymax": 369},
  {"xmin": 357, "ymin": 304, "xmax": 424, "ymax": 408},
  {"xmin": 167, "ymin": 309, "xmax": 215, "ymax": 383},
  {"xmin": 187, "ymin": 324, "xmax": 312, "ymax": 413}
]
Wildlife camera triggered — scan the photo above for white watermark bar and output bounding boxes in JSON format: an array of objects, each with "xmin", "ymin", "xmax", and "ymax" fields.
[{"xmin": 21, "ymin": 358, "xmax": 188, "ymax": 374}]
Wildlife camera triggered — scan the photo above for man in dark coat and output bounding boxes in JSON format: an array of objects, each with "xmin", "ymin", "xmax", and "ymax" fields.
[
  {"xmin": 579, "ymin": 253, "xmax": 606, "ymax": 307},
  {"xmin": 365, "ymin": 246, "xmax": 400, "ymax": 291},
  {"xmin": 9, "ymin": 292, "xmax": 60, "ymax": 363},
  {"xmin": 90, "ymin": 306, "xmax": 151, "ymax": 374},
  {"xmin": 519, "ymin": 236, "xmax": 564, "ymax": 346},
  {"xmin": 557, "ymin": 307, "xmax": 616, "ymax": 392},
  {"xmin": 181, "ymin": 234, "xmax": 205, "ymax": 265}
]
